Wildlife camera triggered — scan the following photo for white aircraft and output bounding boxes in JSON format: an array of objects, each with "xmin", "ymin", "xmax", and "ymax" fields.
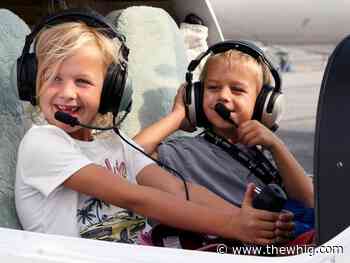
[
  {"xmin": 0, "ymin": 1, "xmax": 349, "ymax": 262},
  {"xmin": 173, "ymin": 0, "xmax": 350, "ymax": 45}
]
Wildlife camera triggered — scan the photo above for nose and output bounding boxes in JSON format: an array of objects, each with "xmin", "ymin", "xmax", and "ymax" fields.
[
  {"xmin": 60, "ymin": 81, "xmax": 77, "ymax": 100},
  {"xmin": 217, "ymin": 86, "xmax": 232, "ymax": 103}
]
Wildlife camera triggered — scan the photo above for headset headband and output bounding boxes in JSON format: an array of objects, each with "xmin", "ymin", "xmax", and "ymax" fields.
[
  {"xmin": 21, "ymin": 8, "xmax": 129, "ymax": 61},
  {"xmin": 186, "ymin": 40, "xmax": 281, "ymax": 92}
]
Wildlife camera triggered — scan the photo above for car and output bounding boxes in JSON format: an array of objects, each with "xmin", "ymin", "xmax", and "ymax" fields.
[{"xmin": 80, "ymin": 211, "xmax": 146, "ymax": 243}]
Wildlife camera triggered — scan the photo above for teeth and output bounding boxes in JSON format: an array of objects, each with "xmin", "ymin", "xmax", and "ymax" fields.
[{"xmin": 57, "ymin": 105, "xmax": 78, "ymax": 112}]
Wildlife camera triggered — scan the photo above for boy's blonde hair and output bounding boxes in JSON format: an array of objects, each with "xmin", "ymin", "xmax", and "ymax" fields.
[
  {"xmin": 200, "ymin": 49, "xmax": 272, "ymax": 91},
  {"xmin": 33, "ymin": 21, "xmax": 123, "ymax": 127}
]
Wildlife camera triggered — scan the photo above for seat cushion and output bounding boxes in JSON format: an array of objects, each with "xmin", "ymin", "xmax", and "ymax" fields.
[
  {"xmin": 107, "ymin": 6, "xmax": 188, "ymax": 137},
  {"xmin": 0, "ymin": 9, "xmax": 30, "ymax": 229}
]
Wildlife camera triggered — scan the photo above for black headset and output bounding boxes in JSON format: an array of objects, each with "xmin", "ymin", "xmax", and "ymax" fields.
[
  {"xmin": 185, "ymin": 40, "xmax": 284, "ymax": 129},
  {"xmin": 17, "ymin": 7, "xmax": 132, "ymax": 115}
]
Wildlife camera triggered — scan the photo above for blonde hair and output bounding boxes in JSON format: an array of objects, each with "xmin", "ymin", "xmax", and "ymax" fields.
[
  {"xmin": 35, "ymin": 21, "xmax": 122, "ymax": 98},
  {"xmin": 33, "ymin": 21, "xmax": 123, "ymax": 127},
  {"xmin": 200, "ymin": 49, "xmax": 272, "ymax": 90}
]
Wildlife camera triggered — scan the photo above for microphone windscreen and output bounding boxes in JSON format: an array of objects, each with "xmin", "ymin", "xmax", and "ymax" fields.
[
  {"xmin": 215, "ymin": 103, "xmax": 231, "ymax": 120},
  {"xmin": 214, "ymin": 103, "xmax": 238, "ymax": 127},
  {"xmin": 54, "ymin": 111, "xmax": 79, "ymax": 127}
]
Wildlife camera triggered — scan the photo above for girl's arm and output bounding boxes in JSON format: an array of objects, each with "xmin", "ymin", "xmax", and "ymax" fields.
[
  {"xmin": 63, "ymin": 163, "xmax": 290, "ymax": 244},
  {"xmin": 136, "ymin": 163, "xmax": 236, "ymax": 211},
  {"xmin": 137, "ymin": 164, "xmax": 294, "ymax": 244}
]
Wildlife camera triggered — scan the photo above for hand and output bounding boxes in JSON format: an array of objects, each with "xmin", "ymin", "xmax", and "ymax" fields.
[
  {"xmin": 237, "ymin": 120, "xmax": 282, "ymax": 150},
  {"xmin": 171, "ymin": 84, "xmax": 187, "ymax": 115},
  {"xmin": 171, "ymin": 84, "xmax": 196, "ymax": 132},
  {"xmin": 234, "ymin": 183, "xmax": 282, "ymax": 245},
  {"xmin": 273, "ymin": 211, "xmax": 295, "ymax": 244}
]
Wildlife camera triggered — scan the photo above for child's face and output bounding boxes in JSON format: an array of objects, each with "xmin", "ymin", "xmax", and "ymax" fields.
[
  {"xmin": 39, "ymin": 44, "xmax": 105, "ymax": 140},
  {"xmin": 202, "ymin": 56, "xmax": 261, "ymax": 136}
]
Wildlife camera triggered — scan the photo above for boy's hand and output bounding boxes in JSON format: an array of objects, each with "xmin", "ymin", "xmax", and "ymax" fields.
[
  {"xmin": 171, "ymin": 84, "xmax": 196, "ymax": 132},
  {"xmin": 234, "ymin": 183, "xmax": 294, "ymax": 245},
  {"xmin": 171, "ymin": 84, "xmax": 187, "ymax": 116},
  {"xmin": 274, "ymin": 211, "xmax": 295, "ymax": 244},
  {"xmin": 236, "ymin": 120, "xmax": 282, "ymax": 150},
  {"xmin": 235, "ymin": 183, "xmax": 278, "ymax": 245}
]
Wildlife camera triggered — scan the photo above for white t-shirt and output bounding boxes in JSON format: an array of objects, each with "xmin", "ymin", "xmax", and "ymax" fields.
[{"xmin": 15, "ymin": 125, "xmax": 153, "ymax": 243}]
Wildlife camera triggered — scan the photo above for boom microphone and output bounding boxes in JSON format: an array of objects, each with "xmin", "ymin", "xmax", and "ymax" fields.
[
  {"xmin": 214, "ymin": 103, "xmax": 238, "ymax": 127},
  {"xmin": 54, "ymin": 111, "xmax": 190, "ymax": 200},
  {"xmin": 54, "ymin": 111, "xmax": 115, "ymax": 130},
  {"xmin": 54, "ymin": 111, "xmax": 80, "ymax": 127}
]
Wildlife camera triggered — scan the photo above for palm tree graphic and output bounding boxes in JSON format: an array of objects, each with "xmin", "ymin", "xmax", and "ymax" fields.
[
  {"xmin": 77, "ymin": 207, "xmax": 96, "ymax": 225},
  {"xmin": 85, "ymin": 197, "xmax": 110, "ymax": 222}
]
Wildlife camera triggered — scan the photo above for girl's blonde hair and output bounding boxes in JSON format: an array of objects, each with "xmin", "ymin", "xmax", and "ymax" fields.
[
  {"xmin": 35, "ymin": 21, "xmax": 122, "ymax": 99},
  {"xmin": 200, "ymin": 49, "xmax": 272, "ymax": 90},
  {"xmin": 33, "ymin": 21, "xmax": 123, "ymax": 128}
]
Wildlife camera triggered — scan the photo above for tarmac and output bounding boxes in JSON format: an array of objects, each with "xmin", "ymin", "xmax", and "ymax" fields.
[{"xmin": 275, "ymin": 45, "xmax": 334, "ymax": 175}]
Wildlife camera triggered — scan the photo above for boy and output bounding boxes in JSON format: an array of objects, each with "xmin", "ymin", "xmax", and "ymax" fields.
[{"xmin": 134, "ymin": 42, "xmax": 314, "ymax": 242}]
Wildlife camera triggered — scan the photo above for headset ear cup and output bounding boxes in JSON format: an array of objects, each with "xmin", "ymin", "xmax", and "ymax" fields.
[
  {"xmin": 194, "ymin": 81, "xmax": 203, "ymax": 126},
  {"xmin": 113, "ymin": 65, "xmax": 127, "ymax": 113},
  {"xmin": 253, "ymin": 85, "xmax": 272, "ymax": 122},
  {"xmin": 253, "ymin": 85, "xmax": 284, "ymax": 129},
  {"xmin": 262, "ymin": 91, "xmax": 284, "ymax": 128},
  {"xmin": 118, "ymin": 77, "xmax": 133, "ymax": 112},
  {"xmin": 17, "ymin": 53, "xmax": 37, "ymax": 105},
  {"xmin": 266, "ymin": 90, "xmax": 282, "ymax": 113},
  {"xmin": 185, "ymin": 81, "xmax": 197, "ymax": 127},
  {"xmin": 194, "ymin": 81, "xmax": 209, "ymax": 128},
  {"xmin": 184, "ymin": 81, "xmax": 210, "ymax": 128},
  {"xmin": 99, "ymin": 65, "xmax": 112, "ymax": 114},
  {"xmin": 99, "ymin": 63, "xmax": 127, "ymax": 114}
]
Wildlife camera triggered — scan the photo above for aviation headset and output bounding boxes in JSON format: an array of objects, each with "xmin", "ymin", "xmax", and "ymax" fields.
[
  {"xmin": 17, "ymin": 7, "xmax": 132, "ymax": 115},
  {"xmin": 185, "ymin": 40, "xmax": 284, "ymax": 129}
]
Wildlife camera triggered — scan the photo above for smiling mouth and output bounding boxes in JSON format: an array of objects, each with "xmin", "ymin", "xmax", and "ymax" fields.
[{"xmin": 55, "ymin": 105, "xmax": 80, "ymax": 115}]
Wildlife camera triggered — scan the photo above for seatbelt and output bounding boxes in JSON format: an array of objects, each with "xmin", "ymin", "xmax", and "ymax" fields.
[{"xmin": 202, "ymin": 130, "xmax": 282, "ymax": 185}]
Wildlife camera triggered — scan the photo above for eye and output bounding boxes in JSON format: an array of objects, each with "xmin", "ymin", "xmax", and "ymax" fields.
[
  {"xmin": 53, "ymin": 76, "xmax": 62, "ymax": 83},
  {"xmin": 230, "ymin": 85, "xmax": 245, "ymax": 93},
  {"xmin": 76, "ymin": 78, "xmax": 92, "ymax": 86},
  {"xmin": 207, "ymin": 85, "xmax": 219, "ymax": 91}
]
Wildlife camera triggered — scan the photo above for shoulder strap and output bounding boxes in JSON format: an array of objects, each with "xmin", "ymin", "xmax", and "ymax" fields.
[{"xmin": 203, "ymin": 130, "xmax": 282, "ymax": 185}]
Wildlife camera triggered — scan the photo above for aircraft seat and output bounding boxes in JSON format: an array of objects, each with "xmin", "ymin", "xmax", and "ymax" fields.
[
  {"xmin": 107, "ymin": 6, "xmax": 188, "ymax": 137},
  {"xmin": 0, "ymin": 9, "xmax": 30, "ymax": 229}
]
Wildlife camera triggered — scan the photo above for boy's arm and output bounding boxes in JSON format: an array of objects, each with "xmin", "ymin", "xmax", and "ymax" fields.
[
  {"xmin": 133, "ymin": 85, "xmax": 194, "ymax": 155},
  {"xmin": 267, "ymin": 138, "xmax": 314, "ymax": 208},
  {"xmin": 237, "ymin": 120, "xmax": 314, "ymax": 208},
  {"xmin": 133, "ymin": 111, "xmax": 184, "ymax": 155}
]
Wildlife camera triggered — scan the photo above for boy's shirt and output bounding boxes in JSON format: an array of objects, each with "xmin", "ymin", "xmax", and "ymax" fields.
[
  {"xmin": 158, "ymin": 135, "xmax": 266, "ymax": 206},
  {"xmin": 15, "ymin": 125, "xmax": 153, "ymax": 243}
]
